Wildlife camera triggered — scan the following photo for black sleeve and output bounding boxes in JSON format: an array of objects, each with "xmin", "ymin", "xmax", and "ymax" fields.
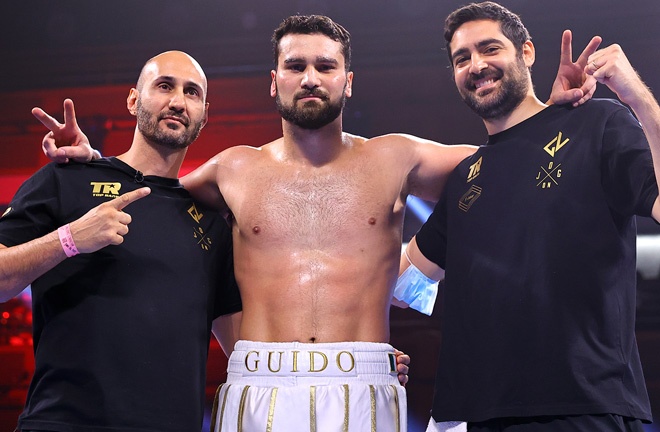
[
  {"xmin": 600, "ymin": 105, "xmax": 659, "ymax": 217},
  {"xmin": 211, "ymin": 222, "xmax": 242, "ymax": 317},
  {"xmin": 415, "ymin": 190, "xmax": 449, "ymax": 269},
  {"xmin": 0, "ymin": 164, "xmax": 62, "ymax": 247}
]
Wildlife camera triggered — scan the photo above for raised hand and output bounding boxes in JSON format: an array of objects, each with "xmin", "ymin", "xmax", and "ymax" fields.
[
  {"xmin": 586, "ymin": 44, "xmax": 649, "ymax": 108},
  {"xmin": 32, "ymin": 98, "xmax": 98, "ymax": 163},
  {"xmin": 68, "ymin": 187, "xmax": 151, "ymax": 253},
  {"xmin": 549, "ymin": 30, "xmax": 602, "ymax": 107}
]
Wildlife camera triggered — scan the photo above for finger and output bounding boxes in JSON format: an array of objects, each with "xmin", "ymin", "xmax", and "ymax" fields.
[
  {"xmin": 60, "ymin": 145, "xmax": 95, "ymax": 162},
  {"xmin": 63, "ymin": 98, "xmax": 80, "ymax": 129},
  {"xmin": 110, "ymin": 187, "xmax": 151, "ymax": 210},
  {"xmin": 31, "ymin": 107, "xmax": 62, "ymax": 131},
  {"xmin": 42, "ymin": 134, "xmax": 69, "ymax": 163},
  {"xmin": 579, "ymin": 76, "xmax": 598, "ymax": 99},
  {"xmin": 576, "ymin": 36, "xmax": 603, "ymax": 68},
  {"xmin": 559, "ymin": 30, "xmax": 573, "ymax": 64},
  {"xmin": 117, "ymin": 224, "xmax": 130, "ymax": 236},
  {"xmin": 552, "ymin": 89, "xmax": 584, "ymax": 106}
]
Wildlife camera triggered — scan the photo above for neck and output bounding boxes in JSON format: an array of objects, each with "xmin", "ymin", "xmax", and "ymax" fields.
[
  {"xmin": 483, "ymin": 94, "xmax": 547, "ymax": 135},
  {"xmin": 280, "ymin": 117, "xmax": 347, "ymax": 166},
  {"xmin": 116, "ymin": 129, "xmax": 188, "ymax": 178}
]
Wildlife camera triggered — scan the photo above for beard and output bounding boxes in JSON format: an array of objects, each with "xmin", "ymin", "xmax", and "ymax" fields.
[
  {"xmin": 459, "ymin": 55, "xmax": 530, "ymax": 121},
  {"xmin": 275, "ymin": 85, "xmax": 346, "ymax": 130},
  {"xmin": 136, "ymin": 99, "xmax": 204, "ymax": 150}
]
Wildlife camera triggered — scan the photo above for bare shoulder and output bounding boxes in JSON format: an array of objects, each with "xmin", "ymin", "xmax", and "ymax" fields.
[
  {"xmin": 212, "ymin": 139, "xmax": 284, "ymax": 170},
  {"xmin": 366, "ymin": 133, "xmax": 476, "ymax": 158}
]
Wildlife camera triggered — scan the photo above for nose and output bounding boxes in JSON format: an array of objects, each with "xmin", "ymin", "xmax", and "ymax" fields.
[
  {"xmin": 468, "ymin": 54, "xmax": 487, "ymax": 75},
  {"xmin": 168, "ymin": 88, "xmax": 186, "ymax": 112},
  {"xmin": 301, "ymin": 66, "xmax": 321, "ymax": 89}
]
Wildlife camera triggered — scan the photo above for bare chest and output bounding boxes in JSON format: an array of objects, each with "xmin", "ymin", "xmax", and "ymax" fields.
[{"xmin": 229, "ymin": 165, "xmax": 402, "ymax": 246}]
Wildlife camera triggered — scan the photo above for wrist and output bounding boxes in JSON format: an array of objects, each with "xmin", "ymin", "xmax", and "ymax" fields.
[{"xmin": 57, "ymin": 224, "xmax": 80, "ymax": 257}]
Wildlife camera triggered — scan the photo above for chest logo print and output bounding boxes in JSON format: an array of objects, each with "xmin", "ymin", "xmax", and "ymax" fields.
[
  {"xmin": 536, "ymin": 161, "xmax": 562, "ymax": 189},
  {"xmin": 543, "ymin": 131, "xmax": 569, "ymax": 157},
  {"xmin": 193, "ymin": 226, "xmax": 212, "ymax": 251},
  {"xmin": 188, "ymin": 203, "xmax": 204, "ymax": 224},
  {"xmin": 458, "ymin": 185, "xmax": 482, "ymax": 212},
  {"xmin": 467, "ymin": 156, "xmax": 483, "ymax": 183},
  {"xmin": 537, "ymin": 131, "xmax": 569, "ymax": 189},
  {"xmin": 188, "ymin": 203, "xmax": 212, "ymax": 251},
  {"xmin": 91, "ymin": 182, "xmax": 121, "ymax": 198}
]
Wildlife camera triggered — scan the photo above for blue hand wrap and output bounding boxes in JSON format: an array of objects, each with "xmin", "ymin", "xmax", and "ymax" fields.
[{"xmin": 393, "ymin": 263, "xmax": 438, "ymax": 316}]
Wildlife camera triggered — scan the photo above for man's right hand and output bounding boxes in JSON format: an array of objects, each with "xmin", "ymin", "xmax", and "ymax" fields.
[
  {"xmin": 32, "ymin": 98, "xmax": 98, "ymax": 163},
  {"xmin": 69, "ymin": 187, "xmax": 151, "ymax": 253}
]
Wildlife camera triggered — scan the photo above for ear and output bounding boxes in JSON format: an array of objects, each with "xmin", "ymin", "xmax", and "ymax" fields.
[
  {"xmin": 522, "ymin": 40, "xmax": 535, "ymax": 68},
  {"xmin": 345, "ymin": 71, "xmax": 354, "ymax": 98},
  {"xmin": 127, "ymin": 88, "xmax": 139, "ymax": 116},
  {"xmin": 270, "ymin": 70, "xmax": 277, "ymax": 98},
  {"xmin": 201, "ymin": 102, "xmax": 209, "ymax": 129}
]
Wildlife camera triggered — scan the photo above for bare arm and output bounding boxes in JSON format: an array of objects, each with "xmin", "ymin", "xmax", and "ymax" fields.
[
  {"xmin": 0, "ymin": 188, "xmax": 150, "ymax": 301},
  {"xmin": 586, "ymin": 44, "xmax": 660, "ymax": 222},
  {"xmin": 403, "ymin": 135, "xmax": 477, "ymax": 202},
  {"xmin": 401, "ymin": 236, "xmax": 444, "ymax": 281},
  {"xmin": 548, "ymin": 30, "xmax": 602, "ymax": 107},
  {"xmin": 180, "ymin": 155, "xmax": 229, "ymax": 214},
  {"xmin": 212, "ymin": 311, "xmax": 242, "ymax": 357},
  {"xmin": 392, "ymin": 237, "xmax": 445, "ymax": 311}
]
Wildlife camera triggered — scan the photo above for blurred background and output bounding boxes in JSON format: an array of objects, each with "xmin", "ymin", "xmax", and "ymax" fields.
[{"xmin": 1, "ymin": 0, "xmax": 660, "ymax": 430}]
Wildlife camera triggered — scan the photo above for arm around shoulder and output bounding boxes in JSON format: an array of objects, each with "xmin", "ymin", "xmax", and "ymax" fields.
[{"xmin": 180, "ymin": 154, "xmax": 227, "ymax": 212}]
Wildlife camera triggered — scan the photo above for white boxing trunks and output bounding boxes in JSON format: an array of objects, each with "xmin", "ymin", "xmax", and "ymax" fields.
[{"xmin": 212, "ymin": 340, "xmax": 407, "ymax": 432}]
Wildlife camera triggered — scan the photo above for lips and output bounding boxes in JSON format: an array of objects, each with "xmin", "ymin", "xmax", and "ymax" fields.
[
  {"xmin": 467, "ymin": 70, "xmax": 502, "ymax": 92},
  {"xmin": 159, "ymin": 113, "xmax": 189, "ymax": 126},
  {"xmin": 295, "ymin": 90, "xmax": 328, "ymax": 101}
]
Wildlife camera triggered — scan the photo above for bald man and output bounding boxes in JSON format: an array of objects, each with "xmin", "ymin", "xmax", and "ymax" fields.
[{"xmin": 0, "ymin": 51, "xmax": 242, "ymax": 432}]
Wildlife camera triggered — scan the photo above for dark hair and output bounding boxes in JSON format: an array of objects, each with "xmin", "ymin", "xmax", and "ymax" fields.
[
  {"xmin": 444, "ymin": 2, "xmax": 530, "ymax": 66},
  {"xmin": 271, "ymin": 15, "xmax": 352, "ymax": 70}
]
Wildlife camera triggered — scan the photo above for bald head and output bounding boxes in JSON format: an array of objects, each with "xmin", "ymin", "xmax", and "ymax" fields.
[{"xmin": 136, "ymin": 51, "xmax": 208, "ymax": 102}]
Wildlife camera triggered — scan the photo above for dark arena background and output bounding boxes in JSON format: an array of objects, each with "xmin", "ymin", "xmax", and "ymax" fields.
[{"xmin": 1, "ymin": 0, "xmax": 660, "ymax": 431}]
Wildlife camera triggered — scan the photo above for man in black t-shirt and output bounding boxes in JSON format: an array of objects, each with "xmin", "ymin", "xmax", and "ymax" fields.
[
  {"xmin": 0, "ymin": 51, "xmax": 242, "ymax": 432},
  {"xmin": 400, "ymin": 2, "xmax": 660, "ymax": 432}
]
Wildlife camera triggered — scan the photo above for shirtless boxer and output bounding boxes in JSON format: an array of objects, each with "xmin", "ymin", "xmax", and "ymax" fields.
[{"xmin": 36, "ymin": 14, "xmax": 593, "ymax": 432}]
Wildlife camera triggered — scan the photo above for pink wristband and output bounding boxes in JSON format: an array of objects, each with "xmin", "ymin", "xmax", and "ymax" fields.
[{"xmin": 58, "ymin": 224, "xmax": 79, "ymax": 257}]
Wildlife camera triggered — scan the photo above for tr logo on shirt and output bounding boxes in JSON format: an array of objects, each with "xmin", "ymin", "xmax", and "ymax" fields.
[{"xmin": 90, "ymin": 182, "xmax": 121, "ymax": 198}]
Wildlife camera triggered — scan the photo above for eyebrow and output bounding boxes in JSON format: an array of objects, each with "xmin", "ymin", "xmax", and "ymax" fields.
[
  {"xmin": 451, "ymin": 38, "xmax": 505, "ymax": 62},
  {"xmin": 157, "ymin": 75, "xmax": 204, "ymax": 93},
  {"xmin": 283, "ymin": 56, "xmax": 339, "ymax": 65}
]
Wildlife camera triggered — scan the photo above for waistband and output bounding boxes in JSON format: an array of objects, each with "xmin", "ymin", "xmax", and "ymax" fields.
[{"xmin": 227, "ymin": 340, "xmax": 398, "ymax": 384}]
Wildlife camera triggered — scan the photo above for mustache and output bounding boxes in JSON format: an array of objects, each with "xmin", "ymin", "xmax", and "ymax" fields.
[
  {"xmin": 295, "ymin": 88, "xmax": 329, "ymax": 100},
  {"xmin": 158, "ymin": 110, "xmax": 190, "ymax": 126}
]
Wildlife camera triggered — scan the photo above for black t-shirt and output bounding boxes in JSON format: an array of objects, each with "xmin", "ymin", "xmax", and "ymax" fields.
[
  {"xmin": 0, "ymin": 157, "xmax": 241, "ymax": 432},
  {"xmin": 417, "ymin": 100, "xmax": 656, "ymax": 423}
]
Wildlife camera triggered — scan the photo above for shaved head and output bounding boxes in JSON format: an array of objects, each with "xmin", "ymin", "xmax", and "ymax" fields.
[{"xmin": 136, "ymin": 51, "xmax": 208, "ymax": 100}]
